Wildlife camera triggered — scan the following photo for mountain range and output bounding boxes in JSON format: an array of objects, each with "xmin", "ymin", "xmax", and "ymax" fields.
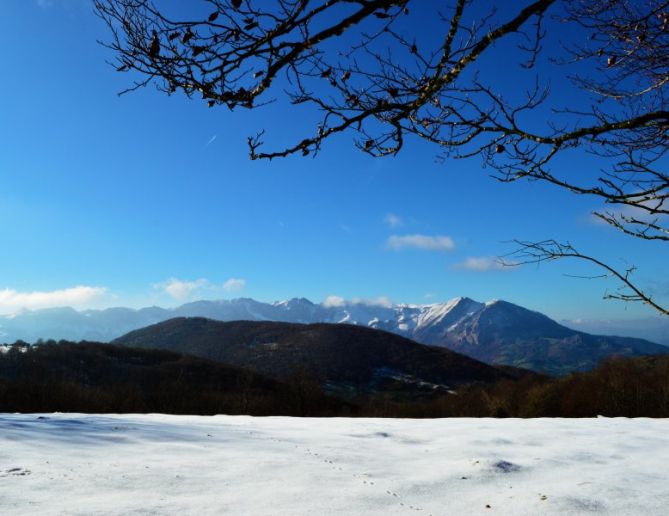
[{"xmin": 1, "ymin": 297, "xmax": 666, "ymax": 375}]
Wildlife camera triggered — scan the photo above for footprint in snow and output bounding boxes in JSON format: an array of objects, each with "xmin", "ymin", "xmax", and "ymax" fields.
[
  {"xmin": 2, "ymin": 468, "xmax": 31, "ymax": 477},
  {"xmin": 492, "ymin": 460, "xmax": 521, "ymax": 473}
]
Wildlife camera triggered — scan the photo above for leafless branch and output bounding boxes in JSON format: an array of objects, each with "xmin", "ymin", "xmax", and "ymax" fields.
[
  {"xmin": 94, "ymin": 0, "xmax": 669, "ymax": 316},
  {"xmin": 503, "ymin": 239, "xmax": 669, "ymax": 316}
]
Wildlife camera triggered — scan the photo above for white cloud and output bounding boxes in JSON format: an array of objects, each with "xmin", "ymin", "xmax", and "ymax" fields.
[
  {"xmin": 322, "ymin": 295, "xmax": 393, "ymax": 308},
  {"xmin": 591, "ymin": 206, "xmax": 666, "ymax": 226},
  {"xmin": 352, "ymin": 296, "xmax": 393, "ymax": 308},
  {"xmin": 589, "ymin": 194, "xmax": 668, "ymax": 228},
  {"xmin": 453, "ymin": 256, "xmax": 516, "ymax": 272},
  {"xmin": 384, "ymin": 213, "xmax": 404, "ymax": 228},
  {"xmin": 386, "ymin": 234, "xmax": 455, "ymax": 252},
  {"xmin": 161, "ymin": 278, "xmax": 208, "ymax": 300},
  {"xmin": 0, "ymin": 285, "xmax": 107, "ymax": 313},
  {"xmin": 157, "ymin": 277, "xmax": 247, "ymax": 300},
  {"xmin": 323, "ymin": 295, "xmax": 345, "ymax": 308},
  {"xmin": 223, "ymin": 278, "xmax": 246, "ymax": 292},
  {"xmin": 205, "ymin": 134, "xmax": 217, "ymax": 147},
  {"xmin": 36, "ymin": 0, "xmax": 89, "ymax": 9}
]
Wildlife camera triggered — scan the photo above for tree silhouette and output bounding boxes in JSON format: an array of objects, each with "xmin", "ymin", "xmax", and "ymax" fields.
[{"xmin": 94, "ymin": 0, "xmax": 668, "ymax": 315}]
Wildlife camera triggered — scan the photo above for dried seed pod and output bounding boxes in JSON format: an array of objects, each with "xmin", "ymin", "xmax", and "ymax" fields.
[
  {"xmin": 182, "ymin": 28, "xmax": 194, "ymax": 44},
  {"xmin": 148, "ymin": 30, "xmax": 160, "ymax": 57}
]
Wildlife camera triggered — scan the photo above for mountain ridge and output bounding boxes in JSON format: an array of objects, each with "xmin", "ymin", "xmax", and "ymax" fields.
[{"xmin": 1, "ymin": 296, "xmax": 666, "ymax": 374}]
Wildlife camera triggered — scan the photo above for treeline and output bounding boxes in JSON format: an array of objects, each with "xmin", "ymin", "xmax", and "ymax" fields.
[
  {"xmin": 1, "ymin": 341, "xmax": 668, "ymax": 417},
  {"xmin": 0, "ymin": 342, "xmax": 351, "ymax": 417},
  {"xmin": 361, "ymin": 355, "xmax": 669, "ymax": 418}
]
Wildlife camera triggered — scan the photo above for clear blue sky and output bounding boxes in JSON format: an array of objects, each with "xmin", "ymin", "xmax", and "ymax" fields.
[{"xmin": 0, "ymin": 0, "xmax": 666, "ymax": 321}]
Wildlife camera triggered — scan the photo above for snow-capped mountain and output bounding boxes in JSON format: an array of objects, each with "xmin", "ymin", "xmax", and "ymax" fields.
[
  {"xmin": 0, "ymin": 296, "xmax": 665, "ymax": 374},
  {"xmin": 0, "ymin": 296, "xmax": 481, "ymax": 344}
]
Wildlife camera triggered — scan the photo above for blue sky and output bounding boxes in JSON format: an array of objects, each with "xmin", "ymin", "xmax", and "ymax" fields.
[{"xmin": 0, "ymin": 0, "xmax": 666, "ymax": 321}]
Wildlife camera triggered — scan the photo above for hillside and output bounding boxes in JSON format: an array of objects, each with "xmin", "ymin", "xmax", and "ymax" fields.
[
  {"xmin": 113, "ymin": 318, "xmax": 512, "ymax": 399},
  {"xmin": 0, "ymin": 342, "xmax": 350, "ymax": 416}
]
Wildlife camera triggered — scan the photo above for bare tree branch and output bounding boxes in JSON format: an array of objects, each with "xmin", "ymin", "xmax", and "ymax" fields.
[
  {"xmin": 94, "ymin": 0, "xmax": 669, "ymax": 316},
  {"xmin": 503, "ymin": 239, "xmax": 669, "ymax": 316}
]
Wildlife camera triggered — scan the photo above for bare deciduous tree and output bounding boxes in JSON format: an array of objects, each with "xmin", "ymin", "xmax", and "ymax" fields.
[{"xmin": 94, "ymin": 0, "xmax": 668, "ymax": 315}]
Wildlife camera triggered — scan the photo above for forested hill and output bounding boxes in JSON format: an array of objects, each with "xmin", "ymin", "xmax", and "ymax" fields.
[{"xmin": 113, "ymin": 317, "xmax": 515, "ymax": 398}]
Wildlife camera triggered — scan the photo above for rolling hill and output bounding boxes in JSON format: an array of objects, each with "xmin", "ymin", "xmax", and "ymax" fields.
[{"xmin": 113, "ymin": 318, "xmax": 515, "ymax": 399}]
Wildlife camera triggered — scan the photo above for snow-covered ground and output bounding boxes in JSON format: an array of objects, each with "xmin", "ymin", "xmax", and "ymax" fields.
[{"xmin": 1, "ymin": 414, "xmax": 668, "ymax": 515}]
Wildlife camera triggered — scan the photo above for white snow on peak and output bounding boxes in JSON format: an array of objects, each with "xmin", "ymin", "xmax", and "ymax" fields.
[
  {"xmin": 415, "ymin": 297, "xmax": 477, "ymax": 328},
  {"xmin": 336, "ymin": 312, "xmax": 351, "ymax": 324}
]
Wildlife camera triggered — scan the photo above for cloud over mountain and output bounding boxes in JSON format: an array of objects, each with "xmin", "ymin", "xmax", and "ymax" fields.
[
  {"xmin": 160, "ymin": 279, "xmax": 209, "ymax": 300},
  {"xmin": 0, "ymin": 286, "xmax": 106, "ymax": 313},
  {"xmin": 158, "ymin": 277, "xmax": 247, "ymax": 300},
  {"xmin": 223, "ymin": 278, "xmax": 246, "ymax": 291}
]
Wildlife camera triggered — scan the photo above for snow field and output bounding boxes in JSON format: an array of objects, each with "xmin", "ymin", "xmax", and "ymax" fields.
[{"xmin": 0, "ymin": 414, "xmax": 668, "ymax": 515}]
